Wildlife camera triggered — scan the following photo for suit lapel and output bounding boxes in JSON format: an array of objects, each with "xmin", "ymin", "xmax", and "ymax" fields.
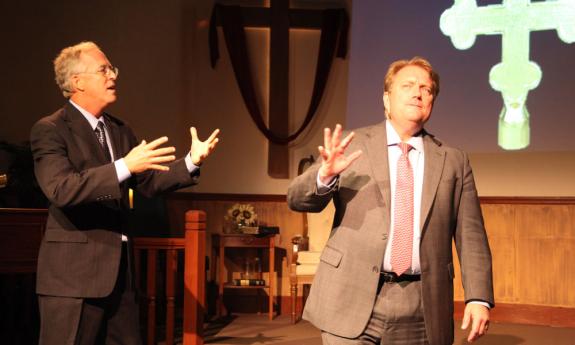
[
  {"xmin": 363, "ymin": 122, "xmax": 391, "ymax": 214},
  {"xmin": 104, "ymin": 114, "xmax": 123, "ymax": 161},
  {"xmin": 64, "ymin": 103, "xmax": 109, "ymax": 164},
  {"xmin": 420, "ymin": 132, "xmax": 445, "ymax": 234}
]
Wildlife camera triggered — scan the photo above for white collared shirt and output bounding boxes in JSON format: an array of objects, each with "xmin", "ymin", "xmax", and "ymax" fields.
[
  {"xmin": 383, "ymin": 121, "xmax": 424, "ymax": 274},
  {"xmin": 315, "ymin": 122, "xmax": 424, "ymax": 274}
]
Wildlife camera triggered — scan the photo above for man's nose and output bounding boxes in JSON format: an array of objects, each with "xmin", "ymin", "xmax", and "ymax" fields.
[{"xmin": 411, "ymin": 84, "xmax": 422, "ymax": 98}]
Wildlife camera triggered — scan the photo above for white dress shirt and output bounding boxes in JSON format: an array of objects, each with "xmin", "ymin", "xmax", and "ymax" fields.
[{"xmin": 383, "ymin": 121, "xmax": 424, "ymax": 275}]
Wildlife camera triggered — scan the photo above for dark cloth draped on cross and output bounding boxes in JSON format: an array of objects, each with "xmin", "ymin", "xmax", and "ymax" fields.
[{"xmin": 209, "ymin": 2, "xmax": 348, "ymax": 178}]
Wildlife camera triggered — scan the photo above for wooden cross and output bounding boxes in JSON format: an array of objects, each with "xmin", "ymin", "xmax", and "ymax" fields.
[{"xmin": 212, "ymin": 0, "xmax": 342, "ymax": 178}]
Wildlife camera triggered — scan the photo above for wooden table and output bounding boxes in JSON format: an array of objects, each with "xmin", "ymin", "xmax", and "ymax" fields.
[{"xmin": 212, "ymin": 233, "xmax": 276, "ymax": 320}]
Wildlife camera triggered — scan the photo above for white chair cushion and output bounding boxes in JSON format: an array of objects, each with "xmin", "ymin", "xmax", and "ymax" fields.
[
  {"xmin": 296, "ymin": 263, "xmax": 319, "ymax": 276},
  {"xmin": 294, "ymin": 202, "xmax": 336, "ymax": 277},
  {"xmin": 297, "ymin": 250, "xmax": 321, "ymax": 264},
  {"xmin": 306, "ymin": 201, "xmax": 335, "ymax": 252}
]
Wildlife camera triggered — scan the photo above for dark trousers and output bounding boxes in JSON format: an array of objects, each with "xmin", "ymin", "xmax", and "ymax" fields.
[{"xmin": 39, "ymin": 243, "xmax": 142, "ymax": 345}]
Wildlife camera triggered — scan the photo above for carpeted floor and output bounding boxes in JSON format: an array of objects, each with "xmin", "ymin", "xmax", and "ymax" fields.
[{"xmin": 198, "ymin": 314, "xmax": 575, "ymax": 345}]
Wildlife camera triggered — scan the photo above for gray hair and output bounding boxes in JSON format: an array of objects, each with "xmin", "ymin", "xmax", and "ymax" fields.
[{"xmin": 53, "ymin": 41, "xmax": 101, "ymax": 98}]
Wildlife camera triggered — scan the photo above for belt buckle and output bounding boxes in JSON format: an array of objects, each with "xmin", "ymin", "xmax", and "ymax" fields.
[{"xmin": 381, "ymin": 272, "xmax": 396, "ymax": 283}]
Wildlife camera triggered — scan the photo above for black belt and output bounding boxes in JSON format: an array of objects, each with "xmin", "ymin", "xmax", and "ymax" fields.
[{"xmin": 380, "ymin": 271, "xmax": 421, "ymax": 283}]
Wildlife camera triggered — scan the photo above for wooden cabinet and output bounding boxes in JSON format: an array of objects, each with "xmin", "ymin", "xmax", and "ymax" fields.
[{"xmin": 212, "ymin": 234, "xmax": 276, "ymax": 320}]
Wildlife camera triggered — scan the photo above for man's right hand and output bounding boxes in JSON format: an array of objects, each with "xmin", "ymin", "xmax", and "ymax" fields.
[
  {"xmin": 124, "ymin": 136, "xmax": 176, "ymax": 174},
  {"xmin": 317, "ymin": 124, "xmax": 362, "ymax": 184}
]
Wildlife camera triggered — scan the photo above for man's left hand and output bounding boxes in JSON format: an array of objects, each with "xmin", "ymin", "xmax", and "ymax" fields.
[
  {"xmin": 461, "ymin": 303, "xmax": 490, "ymax": 343},
  {"xmin": 189, "ymin": 127, "xmax": 220, "ymax": 165}
]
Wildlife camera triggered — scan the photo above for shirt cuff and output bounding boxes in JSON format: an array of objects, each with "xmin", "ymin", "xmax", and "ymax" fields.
[
  {"xmin": 115, "ymin": 158, "xmax": 132, "ymax": 183},
  {"xmin": 316, "ymin": 173, "xmax": 337, "ymax": 194},
  {"xmin": 185, "ymin": 152, "xmax": 200, "ymax": 173},
  {"xmin": 467, "ymin": 300, "xmax": 491, "ymax": 309}
]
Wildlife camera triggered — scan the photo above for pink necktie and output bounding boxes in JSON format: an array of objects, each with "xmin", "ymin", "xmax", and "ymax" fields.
[{"xmin": 391, "ymin": 142, "xmax": 414, "ymax": 276}]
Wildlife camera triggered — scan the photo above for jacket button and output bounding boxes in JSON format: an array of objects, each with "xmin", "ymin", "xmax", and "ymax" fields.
[{"xmin": 372, "ymin": 266, "xmax": 379, "ymax": 273}]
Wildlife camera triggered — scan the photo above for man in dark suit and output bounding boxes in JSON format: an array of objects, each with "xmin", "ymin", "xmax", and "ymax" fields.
[
  {"xmin": 288, "ymin": 57, "xmax": 493, "ymax": 344},
  {"xmin": 30, "ymin": 41, "xmax": 220, "ymax": 345}
]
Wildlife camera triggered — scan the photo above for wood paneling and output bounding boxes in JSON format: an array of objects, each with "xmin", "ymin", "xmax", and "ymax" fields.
[
  {"xmin": 0, "ymin": 208, "xmax": 46, "ymax": 273},
  {"xmin": 454, "ymin": 302, "xmax": 575, "ymax": 328},
  {"xmin": 453, "ymin": 200, "xmax": 575, "ymax": 311},
  {"xmin": 166, "ymin": 194, "xmax": 575, "ymax": 326},
  {"xmin": 166, "ymin": 193, "xmax": 305, "ymax": 300},
  {"xmin": 2, "ymin": 196, "xmax": 574, "ymax": 327}
]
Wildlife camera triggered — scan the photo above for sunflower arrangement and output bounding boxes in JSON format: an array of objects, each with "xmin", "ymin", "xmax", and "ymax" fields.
[{"xmin": 225, "ymin": 203, "xmax": 258, "ymax": 227}]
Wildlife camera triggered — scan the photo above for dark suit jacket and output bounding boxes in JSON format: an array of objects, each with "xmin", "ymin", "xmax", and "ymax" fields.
[
  {"xmin": 287, "ymin": 122, "xmax": 494, "ymax": 345},
  {"xmin": 30, "ymin": 102, "xmax": 198, "ymax": 298}
]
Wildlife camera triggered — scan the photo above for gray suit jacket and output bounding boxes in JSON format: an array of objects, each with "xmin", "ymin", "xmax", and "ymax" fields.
[
  {"xmin": 31, "ymin": 103, "xmax": 198, "ymax": 298},
  {"xmin": 287, "ymin": 121, "xmax": 494, "ymax": 345}
]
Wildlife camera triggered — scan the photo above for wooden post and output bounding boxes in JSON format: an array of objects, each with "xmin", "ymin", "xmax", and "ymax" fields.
[
  {"xmin": 165, "ymin": 249, "xmax": 177, "ymax": 345},
  {"xmin": 146, "ymin": 250, "xmax": 157, "ymax": 345},
  {"xmin": 268, "ymin": 236, "xmax": 275, "ymax": 320},
  {"xmin": 183, "ymin": 210, "xmax": 206, "ymax": 345}
]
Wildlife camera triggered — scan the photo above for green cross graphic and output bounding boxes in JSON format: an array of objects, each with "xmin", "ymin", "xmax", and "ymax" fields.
[{"xmin": 440, "ymin": 0, "xmax": 575, "ymax": 150}]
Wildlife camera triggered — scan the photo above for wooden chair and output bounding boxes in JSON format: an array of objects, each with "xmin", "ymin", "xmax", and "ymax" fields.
[{"xmin": 289, "ymin": 201, "xmax": 334, "ymax": 323}]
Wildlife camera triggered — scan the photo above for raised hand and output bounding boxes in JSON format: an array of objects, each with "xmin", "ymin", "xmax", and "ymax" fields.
[
  {"xmin": 190, "ymin": 127, "xmax": 220, "ymax": 166},
  {"xmin": 317, "ymin": 124, "xmax": 362, "ymax": 184},
  {"xmin": 124, "ymin": 136, "xmax": 176, "ymax": 173}
]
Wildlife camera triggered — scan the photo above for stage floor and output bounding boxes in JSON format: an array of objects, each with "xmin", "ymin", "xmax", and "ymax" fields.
[{"xmin": 187, "ymin": 313, "xmax": 575, "ymax": 345}]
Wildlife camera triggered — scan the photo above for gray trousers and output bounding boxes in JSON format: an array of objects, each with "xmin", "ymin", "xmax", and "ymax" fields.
[{"xmin": 322, "ymin": 280, "xmax": 429, "ymax": 345}]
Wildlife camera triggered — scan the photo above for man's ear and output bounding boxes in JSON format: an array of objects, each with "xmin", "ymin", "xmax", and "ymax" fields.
[
  {"xmin": 383, "ymin": 92, "xmax": 391, "ymax": 119},
  {"xmin": 71, "ymin": 75, "xmax": 84, "ymax": 92}
]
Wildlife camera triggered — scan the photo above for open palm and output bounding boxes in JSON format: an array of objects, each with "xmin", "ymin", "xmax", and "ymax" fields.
[
  {"xmin": 190, "ymin": 127, "xmax": 220, "ymax": 165},
  {"xmin": 318, "ymin": 124, "xmax": 362, "ymax": 182}
]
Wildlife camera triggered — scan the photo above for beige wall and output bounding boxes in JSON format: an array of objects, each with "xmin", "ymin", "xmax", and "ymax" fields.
[
  {"xmin": 184, "ymin": 2, "xmax": 349, "ymax": 195},
  {"xmin": 0, "ymin": 0, "xmax": 572, "ymax": 198},
  {"xmin": 1, "ymin": 0, "xmax": 573, "ymax": 310},
  {"xmin": 470, "ymin": 151, "xmax": 575, "ymax": 197},
  {"xmin": 0, "ymin": 0, "xmax": 190, "ymax": 153}
]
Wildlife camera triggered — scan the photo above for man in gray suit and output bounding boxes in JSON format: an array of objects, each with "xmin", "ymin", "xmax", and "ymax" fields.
[
  {"xmin": 31, "ymin": 41, "xmax": 220, "ymax": 345},
  {"xmin": 288, "ymin": 57, "xmax": 493, "ymax": 344}
]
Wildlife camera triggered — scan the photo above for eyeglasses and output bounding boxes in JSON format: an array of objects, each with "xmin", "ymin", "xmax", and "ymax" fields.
[{"xmin": 77, "ymin": 65, "xmax": 119, "ymax": 78}]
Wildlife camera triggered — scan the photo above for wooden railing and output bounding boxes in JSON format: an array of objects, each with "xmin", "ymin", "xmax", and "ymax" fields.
[
  {"xmin": 0, "ymin": 208, "xmax": 46, "ymax": 345},
  {"xmin": 0, "ymin": 208, "xmax": 206, "ymax": 345},
  {"xmin": 0, "ymin": 208, "xmax": 46, "ymax": 274},
  {"xmin": 134, "ymin": 210, "xmax": 206, "ymax": 345}
]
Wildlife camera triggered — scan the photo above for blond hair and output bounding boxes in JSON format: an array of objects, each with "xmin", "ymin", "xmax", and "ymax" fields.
[
  {"xmin": 53, "ymin": 41, "xmax": 101, "ymax": 98},
  {"xmin": 383, "ymin": 56, "xmax": 440, "ymax": 98}
]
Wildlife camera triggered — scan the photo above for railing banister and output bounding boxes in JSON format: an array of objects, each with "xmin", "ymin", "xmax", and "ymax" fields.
[
  {"xmin": 146, "ymin": 249, "xmax": 157, "ymax": 345},
  {"xmin": 166, "ymin": 248, "xmax": 177, "ymax": 345},
  {"xmin": 183, "ymin": 210, "xmax": 206, "ymax": 345}
]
